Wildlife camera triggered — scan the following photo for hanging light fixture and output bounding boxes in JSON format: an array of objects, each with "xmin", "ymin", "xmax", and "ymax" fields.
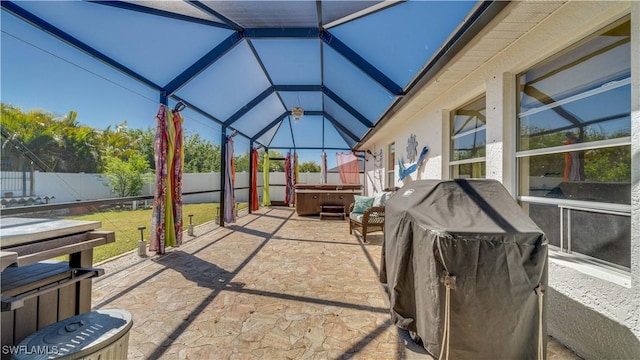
[
  {"xmin": 292, "ymin": 92, "xmax": 304, "ymax": 123},
  {"xmin": 291, "ymin": 106, "xmax": 304, "ymax": 122}
]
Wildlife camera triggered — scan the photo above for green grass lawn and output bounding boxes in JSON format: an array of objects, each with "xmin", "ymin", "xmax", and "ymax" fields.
[{"xmin": 69, "ymin": 202, "xmax": 247, "ymax": 264}]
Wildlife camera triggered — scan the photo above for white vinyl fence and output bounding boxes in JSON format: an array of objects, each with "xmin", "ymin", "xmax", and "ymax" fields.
[{"xmin": 2, "ymin": 171, "xmax": 363, "ymax": 204}]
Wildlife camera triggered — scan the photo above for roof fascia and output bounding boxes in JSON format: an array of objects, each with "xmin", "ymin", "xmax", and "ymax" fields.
[
  {"xmin": 2, "ymin": 1, "xmax": 162, "ymax": 92},
  {"xmin": 320, "ymin": 30, "xmax": 403, "ymax": 95},
  {"xmin": 164, "ymin": 32, "xmax": 243, "ymax": 95},
  {"xmin": 89, "ymin": 1, "xmax": 231, "ymax": 29}
]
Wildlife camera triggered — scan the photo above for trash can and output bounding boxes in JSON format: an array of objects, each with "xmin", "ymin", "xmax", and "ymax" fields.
[{"xmin": 12, "ymin": 309, "xmax": 132, "ymax": 360}]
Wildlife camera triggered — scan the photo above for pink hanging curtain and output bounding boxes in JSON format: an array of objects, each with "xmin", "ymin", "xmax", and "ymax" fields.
[
  {"xmin": 251, "ymin": 148, "xmax": 259, "ymax": 211},
  {"xmin": 336, "ymin": 152, "xmax": 360, "ymax": 184},
  {"xmin": 151, "ymin": 104, "xmax": 184, "ymax": 254},
  {"xmin": 224, "ymin": 135, "xmax": 236, "ymax": 223},
  {"xmin": 284, "ymin": 152, "xmax": 292, "ymax": 205}
]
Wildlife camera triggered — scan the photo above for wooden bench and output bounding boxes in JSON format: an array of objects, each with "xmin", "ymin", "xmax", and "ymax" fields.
[{"xmin": 320, "ymin": 205, "xmax": 345, "ymax": 220}]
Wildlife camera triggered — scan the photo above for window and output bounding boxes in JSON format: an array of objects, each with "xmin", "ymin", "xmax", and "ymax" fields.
[
  {"xmin": 450, "ymin": 96, "xmax": 486, "ymax": 178},
  {"xmin": 517, "ymin": 19, "xmax": 631, "ymax": 269},
  {"xmin": 387, "ymin": 142, "xmax": 395, "ymax": 188}
]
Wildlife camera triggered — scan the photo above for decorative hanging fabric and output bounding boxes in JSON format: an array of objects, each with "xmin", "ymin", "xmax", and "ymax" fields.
[
  {"xmin": 321, "ymin": 152, "xmax": 328, "ymax": 184},
  {"xmin": 336, "ymin": 152, "xmax": 360, "ymax": 184},
  {"xmin": 251, "ymin": 148, "xmax": 259, "ymax": 211},
  {"xmin": 224, "ymin": 134, "xmax": 236, "ymax": 223},
  {"xmin": 151, "ymin": 104, "xmax": 184, "ymax": 254},
  {"xmin": 284, "ymin": 152, "xmax": 292, "ymax": 205},
  {"xmin": 294, "ymin": 153, "xmax": 299, "ymax": 191},
  {"xmin": 150, "ymin": 105, "xmax": 168, "ymax": 253},
  {"xmin": 170, "ymin": 108, "xmax": 184, "ymax": 247},
  {"xmin": 262, "ymin": 152, "xmax": 271, "ymax": 206}
]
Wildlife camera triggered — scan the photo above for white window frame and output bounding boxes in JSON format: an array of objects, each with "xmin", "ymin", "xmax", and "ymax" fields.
[
  {"xmin": 387, "ymin": 142, "xmax": 395, "ymax": 188},
  {"xmin": 449, "ymin": 96, "xmax": 487, "ymax": 178},
  {"xmin": 515, "ymin": 17, "xmax": 632, "ymax": 283}
]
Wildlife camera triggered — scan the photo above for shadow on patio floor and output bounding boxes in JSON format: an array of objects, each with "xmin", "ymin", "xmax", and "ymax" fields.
[{"xmin": 92, "ymin": 206, "xmax": 580, "ymax": 359}]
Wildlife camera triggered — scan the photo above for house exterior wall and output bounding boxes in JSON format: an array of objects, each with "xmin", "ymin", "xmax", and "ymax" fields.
[{"xmin": 363, "ymin": 2, "xmax": 639, "ymax": 358}]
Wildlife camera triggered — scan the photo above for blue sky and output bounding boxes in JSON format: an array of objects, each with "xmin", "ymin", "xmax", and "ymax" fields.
[{"xmin": 1, "ymin": 9, "xmax": 224, "ymax": 143}]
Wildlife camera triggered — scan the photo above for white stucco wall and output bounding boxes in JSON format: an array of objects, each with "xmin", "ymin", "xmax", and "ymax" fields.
[{"xmin": 362, "ymin": 1, "xmax": 639, "ymax": 358}]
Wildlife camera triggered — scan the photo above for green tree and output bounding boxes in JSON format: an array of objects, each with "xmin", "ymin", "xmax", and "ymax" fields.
[
  {"xmin": 103, "ymin": 153, "xmax": 151, "ymax": 197},
  {"xmin": 184, "ymin": 133, "xmax": 220, "ymax": 172},
  {"xmin": 299, "ymin": 161, "xmax": 321, "ymax": 172},
  {"xmin": 584, "ymin": 147, "xmax": 631, "ymax": 182},
  {"xmin": 1, "ymin": 104, "xmax": 59, "ymax": 171},
  {"xmin": 234, "ymin": 151, "xmax": 250, "ymax": 172},
  {"xmin": 1, "ymin": 104, "xmax": 100, "ymax": 172},
  {"xmin": 53, "ymin": 110, "xmax": 100, "ymax": 173},
  {"xmin": 128, "ymin": 127, "xmax": 156, "ymax": 171}
]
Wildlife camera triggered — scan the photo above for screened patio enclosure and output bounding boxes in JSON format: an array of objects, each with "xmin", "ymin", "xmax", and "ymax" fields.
[
  {"xmin": 1, "ymin": 1, "xmax": 506, "ymax": 224},
  {"xmin": 1, "ymin": 0, "xmax": 507, "ymax": 148}
]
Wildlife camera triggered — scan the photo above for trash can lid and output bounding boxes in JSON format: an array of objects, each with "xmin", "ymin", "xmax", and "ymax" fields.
[{"xmin": 13, "ymin": 309, "xmax": 132, "ymax": 360}]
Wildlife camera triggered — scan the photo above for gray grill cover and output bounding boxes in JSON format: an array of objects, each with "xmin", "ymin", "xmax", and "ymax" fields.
[{"xmin": 380, "ymin": 179, "xmax": 548, "ymax": 359}]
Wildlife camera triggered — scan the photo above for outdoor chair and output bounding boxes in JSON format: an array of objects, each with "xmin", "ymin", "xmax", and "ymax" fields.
[{"xmin": 348, "ymin": 191, "xmax": 391, "ymax": 243}]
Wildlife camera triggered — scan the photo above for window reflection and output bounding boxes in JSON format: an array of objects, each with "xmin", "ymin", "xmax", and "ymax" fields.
[
  {"xmin": 518, "ymin": 145, "xmax": 630, "ymax": 204},
  {"xmin": 516, "ymin": 19, "xmax": 631, "ymax": 269},
  {"xmin": 517, "ymin": 21, "xmax": 630, "ymax": 152},
  {"xmin": 451, "ymin": 97, "xmax": 486, "ymax": 161},
  {"xmin": 387, "ymin": 142, "xmax": 395, "ymax": 187},
  {"xmin": 450, "ymin": 96, "xmax": 486, "ymax": 179},
  {"xmin": 451, "ymin": 162, "xmax": 486, "ymax": 179}
]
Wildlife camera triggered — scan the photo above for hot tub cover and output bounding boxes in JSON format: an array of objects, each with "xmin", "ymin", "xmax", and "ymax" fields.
[{"xmin": 380, "ymin": 179, "xmax": 548, "ymax": 359}]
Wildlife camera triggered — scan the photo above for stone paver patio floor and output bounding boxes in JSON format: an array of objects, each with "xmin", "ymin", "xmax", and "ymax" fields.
[{"xmin": 92, "ymin": 206, "xmax": 580, "ymax": 359}]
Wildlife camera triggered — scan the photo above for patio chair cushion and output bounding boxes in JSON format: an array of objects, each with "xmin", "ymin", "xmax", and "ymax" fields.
[
  {"xmin": 373, "ymin": 192, "xmax": 388, "ymax": 207},
  {"xmin": 352, "ymin": 195, "xmax": 374, "ymax": 213},
  {"xmin": 350, "ymin": 212, "xmax": 385, "ymax": 223},
  {"xmin": 350, "ymin": 212, "xmax": 364, "ymax": 222}
]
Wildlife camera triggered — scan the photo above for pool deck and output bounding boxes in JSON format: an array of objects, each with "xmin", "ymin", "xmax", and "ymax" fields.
[{"xmin": 92, "ymin": 206, "xmax": 581, "ymax": 359}]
